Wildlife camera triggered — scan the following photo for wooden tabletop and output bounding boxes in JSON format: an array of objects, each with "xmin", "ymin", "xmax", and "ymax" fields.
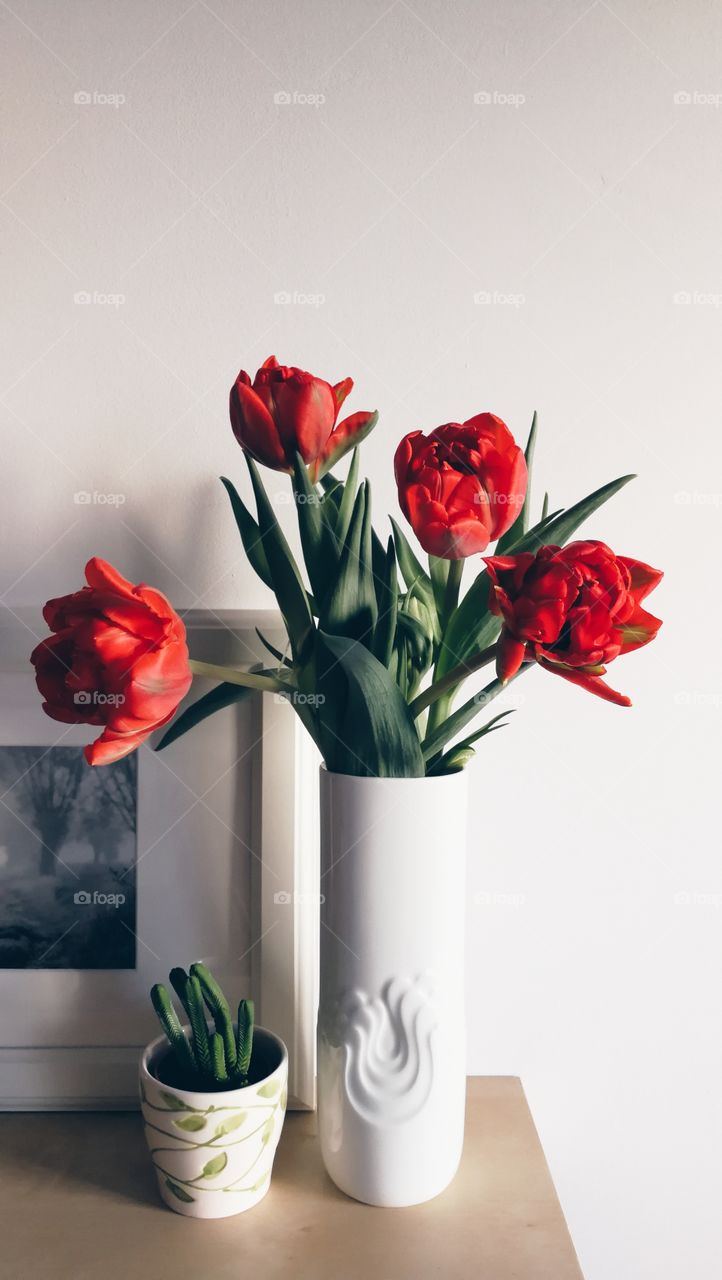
[{"xmin": 1, "ymin": 1077, "xmax": 583, "ymax": 1280}]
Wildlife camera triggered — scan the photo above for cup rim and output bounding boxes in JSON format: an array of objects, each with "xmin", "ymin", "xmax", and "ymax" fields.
[{"xmin": 140, "ymin": 1024, "xmax": 287, "ymax": 1106}]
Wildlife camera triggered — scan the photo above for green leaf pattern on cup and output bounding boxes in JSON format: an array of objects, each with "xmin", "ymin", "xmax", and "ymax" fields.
[
  {"xmin": 174, "ymin": 1114, "xmax": 207, "ymax": 1132},
  {"xmin": 145, "ymin": 1079, "xmax": 285, "ymax": 1199},
  {"xmin": 257, "ymin": 1077, "xmax": 280, "ymax": 1099},
  {"xmin": 165, "ymin": 1178, "xmax": 194, "ymax": 1203},
  {"xmin": 159, "ymin": 1090, "xmax": 189, "ymax": 1110},
  {"xmin": 201, "ymin": 1152, "xmax": 228, "ymax": 1178},
  {"xmin": 213, "ymin": 1111, "xmax": 247, "ymax": 1139}
]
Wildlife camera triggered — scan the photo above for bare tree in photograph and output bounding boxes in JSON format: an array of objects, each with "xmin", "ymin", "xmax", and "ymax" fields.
[
  {"xmin": 94, "ymin": 755, "xmax": 137, "ymax": 834},
  {"xmin": 0, "ymin": 747, "xmax": 85, "ymax": 876}
]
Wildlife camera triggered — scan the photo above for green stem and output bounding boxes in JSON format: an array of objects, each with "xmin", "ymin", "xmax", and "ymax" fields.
[
  {"xmin": 408, "ymin": 644, "xmax": 497, "ymax": 719},
  {"xmin": 442, "ymin": 557, "xmax": 463, "ymax": 625},
  {"xmin": 188, "ymin": 659, "xmax": 287, "ymax": 694},
  {"xmin": 420, "ymin": 559, "xmax": 467, "ymax": 743},
  {"xmin": 428, "ymin": 556, "xmax": 449, "ymax": 620},
  {"xmin": 421, "ymin": 671, "xmax": 527, "ymax": 760}
]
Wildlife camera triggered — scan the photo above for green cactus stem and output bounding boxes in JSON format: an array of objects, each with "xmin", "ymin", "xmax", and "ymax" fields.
[
  {"xmin": 149, "ymin": 964, "xmax": 256, "ymax": 1093},
  {"xmin": 191, "ymin": 961, "xmax": 237, "ymax": 1072},
  {"xmin": 170, "ymin": 967, "xmax": 212, "ymax": 1078},
  {"xmin": 237, "ymin": 998, "xmax": 254, "ymax": 1080},
  {"xmin": 209, "ymin": 1032, "xmax": 229, "ymax": 1084},
  {"xmin": 150, "ymin": 983, "xmax": 197, "ymax": 1082}
]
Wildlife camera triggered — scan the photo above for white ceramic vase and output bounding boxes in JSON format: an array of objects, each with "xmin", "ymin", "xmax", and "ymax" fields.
[
  {"xmin": 139, "ymin": 1026, "xmax": 287, "ymax": 1219},
  {"xmin": 317, "ymin": 768, "xmax": 468, "ymax": 1207}
]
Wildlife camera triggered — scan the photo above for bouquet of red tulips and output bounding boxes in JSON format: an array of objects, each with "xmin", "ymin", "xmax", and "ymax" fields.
[{"xmin": 31, "ymin": 355, "xmax": 662, "ymax": 775}]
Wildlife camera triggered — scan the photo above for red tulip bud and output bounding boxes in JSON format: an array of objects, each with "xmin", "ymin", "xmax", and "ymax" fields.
[
  {"xmin": 394, "ymin": 415, "xmax": 527, "ymax": 559},
  {"xmin": 230, "ymin": 355, "xmax": 377, "ymax": 476}
]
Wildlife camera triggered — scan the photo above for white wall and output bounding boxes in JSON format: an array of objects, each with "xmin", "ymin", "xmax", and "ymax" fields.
[{"xmin": 1, "ymin": 1, "xmax": 720, "ymax": 1275}]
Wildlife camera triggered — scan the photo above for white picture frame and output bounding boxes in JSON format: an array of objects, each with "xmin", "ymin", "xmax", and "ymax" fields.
[{"xmin": 0, "ymin": 606, "xmax": 319, "ymax": 1111}]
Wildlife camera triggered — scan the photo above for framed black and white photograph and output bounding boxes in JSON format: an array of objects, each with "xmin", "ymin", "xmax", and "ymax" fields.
[
  {"xmin": 0, "ymin": 611, "xmax": 318, "ymax": 1111},
  {"xmin": 0, "ymin": 746, "xmax": 137, "ymax": 970}
]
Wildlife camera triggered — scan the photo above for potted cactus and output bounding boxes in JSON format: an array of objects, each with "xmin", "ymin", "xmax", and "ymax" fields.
[{"xmin": 139, "ymin": 962, "xmax": 288, "ymax": 1218}]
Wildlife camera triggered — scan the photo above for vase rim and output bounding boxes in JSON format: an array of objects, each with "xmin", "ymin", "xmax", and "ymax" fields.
[{"xmin": 319, "ymin": 765, "xmax": 467, "ymax": 785}]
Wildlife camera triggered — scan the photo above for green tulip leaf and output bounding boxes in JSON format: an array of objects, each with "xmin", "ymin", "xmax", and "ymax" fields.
[
  {"xmin": 156, "ymin": 681, "xmax": 253, "ymax": 751},
  {"xmin": 307, "ymin": 630, "xmax": 425, "ymax": 777},
  {"xmin": 292, "ymin": 452, "xmax": 336, "ymax": 602},
  {"xmin": 173, "ymin": 1114, "xmax": 207, "ymax": 1132},
  {"xmin": 371, "ymin": 535, "xmax": 398, "ymax": 668},
  {"xmin": 319, "ymin": 474, "xmax": 343, "ymax": 505},
  {"xmin": 396, "ymin": 607, "xmax": 432, "ymax": 653},
  {"xmin": 427, "ymin": 710, "xmax": 514, "ymax": 774},
  {"xmin": 201, "ymin": 1152, "xmax": 228, "ymax": 1178},
  {"xmin": 422, "ymin": 677, "xmax": 517, "ymax": 761},
  {"xmin": 219, "ymin": 475, "xmax": 274, "ymax": 588},
  {"xmin": 433, "ymin": 745, "xmax": 476, "ymax": 772},
  {"xmin": 165, "ymin": 1178, "xmax": 194, "ymax": 1203},
  {"xmin": 334, "ymin": 446, "xmax": 360, "ymax": 549},
  {"xmin": 320, "ymin": 480, "xmax": 378, "ymax": 645},
  {"xmin": 255, "ymin": 627, "xmax": 287, "ymax": 664},
  {"xmin": 246, "ymin": 456, "xmax": 314, "ymax": 661},
  {"xmin": 523, "ymin": 476, "xmax": 635, "ymax": 552},
  {"xmin": 496, "ymin": 410, "xmax": 538, "ymax": 553},
  {"xmin": 389, "ymin": 518, "xmax": 438, "ymax": 637}
]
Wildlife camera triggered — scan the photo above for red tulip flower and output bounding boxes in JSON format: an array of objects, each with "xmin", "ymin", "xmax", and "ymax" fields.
[
  {"xmin": 30, "ymin": 558, "xmax": 193, "ymax": 765},
  {"xmin": 484, "ymin": 540, "xmax": 663, "ymax": 705},
  {"xmin": 230, "ymin": 355, "xmax": 377, "ymax": 479},
  {"xmin": 394, "ymin": 415, "xmax": 527, "ymax": 559}
]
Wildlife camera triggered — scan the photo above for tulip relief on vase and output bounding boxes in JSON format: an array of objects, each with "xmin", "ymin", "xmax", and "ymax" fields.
[{"xmin": 31, "ymin": 355, "xmax": 663, "ymax": 1208}]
